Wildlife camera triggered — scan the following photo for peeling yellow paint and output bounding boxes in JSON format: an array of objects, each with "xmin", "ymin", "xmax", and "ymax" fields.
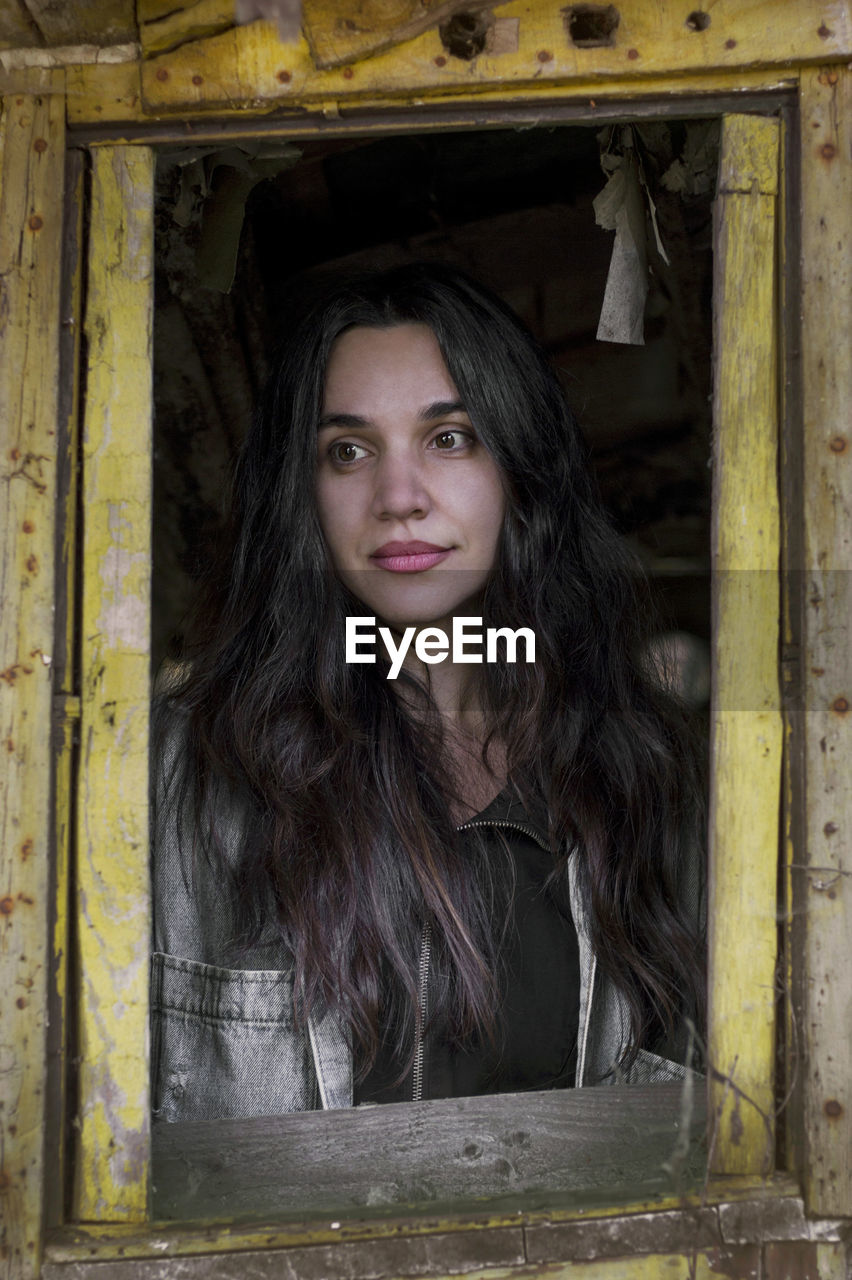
[
  {"xmin": 73, "ymin": 145, "xmax": 155, "ymax": 1225},
  {"xmin": 0, "ymin": 76, "xmax": 65, "ymax": 1280},
  {"xmin": 708, "ymin": 114, "xmax": 782, "ymax": 1176}
]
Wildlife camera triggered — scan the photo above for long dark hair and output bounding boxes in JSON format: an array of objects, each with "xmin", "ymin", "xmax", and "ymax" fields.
[{"xmin": 159, "ymin": 261, "xmax": 705, "ymax": 1076}]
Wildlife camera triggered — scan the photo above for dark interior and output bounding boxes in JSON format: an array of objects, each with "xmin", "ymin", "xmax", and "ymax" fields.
[{"xmin": 152, "ymin": 119, "xmax": 716, "ymax": 705}]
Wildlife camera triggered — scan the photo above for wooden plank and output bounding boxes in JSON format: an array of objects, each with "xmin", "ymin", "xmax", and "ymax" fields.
[
  {"xmin": 708, "ymin": 114, "xmax": 781, "ymax": 1176},
  {"xmin": 20, "ymin": 0, "xmax": 136, "ymax": 46},
  {"xmin": 68, "ymin": 65, "xmax": 794, "ymax": 132},
  {"xmin": 42, "ymin": 145, "xmax": 86, "ymax": 1231},
  {"xmin": 303, "ymin": 0, "xmax": 498, "ymax": 70},
  {"xmin": 0, "ymin": 74, "xmax": 66, "ymax": 1280},
  {"xmin": 151, "ymin": 1085, "xmax": 707, "ymax": 1222},
  {"xmin": 138, "ymin": 0, "xmax": 232, "ymax": 58},
  {"xmin": 45, "ymin": 1176, "xmax": 801, "ymax": 1264},
  {"xmin": 0, "ymin": 0, "xmax": 42, "ymax": 49},
  {"xmin": 137, "ymin": 0, "xmax": 849, "ymax": 118},
  {"xmin": 41, "ymin": 1248, "xmax": 762, "ymax": 1280},
  {"xmin": 799, "ymin": 65, "xmax": 852, "ymax": 1219},
  {"xmin": 73, "ymin": 145, "xmax": 155, "ymax": 1224}
]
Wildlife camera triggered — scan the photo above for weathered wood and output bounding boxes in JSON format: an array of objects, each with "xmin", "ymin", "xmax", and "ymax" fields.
[
  {"xmin": 151, "ymin": 1085, "xmax": 707, "ymax": 1222},
  {"xmin": 303, "ymin": 0, "xmax": 498, "ymax": 70},
  {"xmin": 41, "ymin": 1246, "xmax": 764, "ymax": 1280},
  {"xmin": 42, "ymin": 145, "xmax": 86, "ymax": 1232},
  {"xmin": 73, "ymin": 146, "xmax": 155, "ymax": 1223},
  {"xmin": 67, "ymin": 68, "xmax": 794, "ymax": 134},
  {"xmin": 20, "ymin": 0, "xmax": 136, "ymax": 47},
  {"xmin": 799, "ymin": 64, "xmax": 852, "ymax": 1219},
  {"xmin": 138, "ymin": 0, "xmax": 233, "ymax": 58},
  {"xmin": 136, "ymin": 0, "xmax": 849, "ymax": 119},
  {"xmin": 44, "ymin": 1174, "xmax": 802, "ymax": 1264},
  {"xmin": 708, "ymin": 114, "xmax": 781, "ymax": 1175},
  {"xmin": 0, "ymin": 75, "xmax": 66, "ymax": 1280}
]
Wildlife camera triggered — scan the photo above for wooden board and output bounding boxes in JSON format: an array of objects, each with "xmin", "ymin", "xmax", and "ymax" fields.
[
  {"xmin": 136, "ymin": 0, "xmax": 850, "ymax": 120},
  {"xmin": 799, "ymin": 65, "xmax": 852, "ymax": 1219},
  {"xmin": 0, "ymin": 76, "xmax": 66, "ymax": 1280},
  {"xmin": 73, "ymin": 145, "xmax": 155, "ymax": 1224},
  {"xmin": 18, "ymin": 0, "xmax": 136, "ymax": 47},
  {"xmin": 151, "ymin": 1085, "xmax": 707, "ymax": 1223},
  {"xmin": 708, "ymin": 114, "xmax": 781, "ymax": 1175}
]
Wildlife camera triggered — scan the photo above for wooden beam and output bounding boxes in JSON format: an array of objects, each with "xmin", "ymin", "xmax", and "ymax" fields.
[
  {"xmin": 135, "ymin": 0, "xmax": 850, "ymax": 120},
  {"xmin": 20, "ymin": 0, "xmax": 136, "ymax": 46},
  {"xmin": 152, "ymin": 1084, "xmax": 707, "ymax": 1222},
  {"xmin": 799, "ymin": 64, "xmax": 852, "ymax": 1219},
  {"xmin": 708, "ymin": 113, "xmax": 782, "ymax": 1175},
  {"xmin": 0, "ymin": 73, "xmax": 66, "ymax": 1280},
  {"xmin": 72, "ymin": 145, "xmax": 155, "ymax": 1224}
]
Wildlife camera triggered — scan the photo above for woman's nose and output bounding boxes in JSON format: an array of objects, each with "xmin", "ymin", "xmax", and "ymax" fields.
[{"xmin": 370, "ymin": 451, "xmax": 431, "ymax": 520}]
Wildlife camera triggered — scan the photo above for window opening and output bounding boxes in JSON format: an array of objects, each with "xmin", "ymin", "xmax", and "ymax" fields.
[{"xmin": 148, "ymin": 119, "xmax": 719, "ymax": 1220}]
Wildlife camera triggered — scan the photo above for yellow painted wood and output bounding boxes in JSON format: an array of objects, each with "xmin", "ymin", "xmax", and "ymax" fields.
[
  {"xmin": 136, "ymin": 0, "xmax": 849, "ymax": 119},
  {"xmin": 799, "ymin": 64, "xmax": 852, "ymax": 1220},
  {"xmin": 66, "ymin": 59, "xmax": 143, "ymax": 124},
  {"xmin": 0, "ymin": 76, "xmax": 66, "ymax": 1280},
  {"xmin": 73, "ymin": 145, "xmax": 155, "ymax": 1223},
  {"xmin": 708, "ymin": 114, "xmax": 781, "ymax": 1176},
  {"xmin": 138, "ymin": 0, "xmax": 233, "ymax": 58},
  {"xmin": 303, "ymin": 0, "xmax": 497, "ymax": 70},
  {"xmin": 66, "ymin": 64, "xmax": 796, "ymax": 132},
  {"xmin": 44, "ymin": 1175, "xmax": 801, "ymax": 1262}
]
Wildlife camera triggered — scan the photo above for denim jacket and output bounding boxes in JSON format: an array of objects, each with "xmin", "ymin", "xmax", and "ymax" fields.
[{"xmin": 151, "ymin": 733, "xmax": 698, "ymax": 1122}]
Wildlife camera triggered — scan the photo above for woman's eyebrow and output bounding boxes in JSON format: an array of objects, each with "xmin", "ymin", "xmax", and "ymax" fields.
[{"xmin": 317, "ymin": 401, "xmax": 468, "ymax": 431}]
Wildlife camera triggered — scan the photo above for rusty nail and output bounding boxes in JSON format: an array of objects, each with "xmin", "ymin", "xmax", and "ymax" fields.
[
  {"xmin": 33, "ymin": 137, "xmax": 47, "ymax": 153},
  {"xmin": 627, "ymin": 47, "xmax": 639, "ymax": 59},
  {"xmin": 817, "ymin": 23, "xmax": 834, "ymax": 39},
  {"xmin": 0, "ymin": 897, "xmax": 13, "ymax": 915},
  {"xmin": 824, "ymin": 1099, "xmax": 843, "ymax": 1118},
  {"xmin": 823, "ymin": 821, "xmax": 838, "ymax": 837},
  {"xmin": 434, "ymin": 55, "xmax": 447, "ymax": 66},
  {"xmin": 191, "ymin": 74, "xmax": 203, "ymax": 85},
  {"xmin": 26, "ymin": 555, "xmax": 37, "ymax": 573},
  {"xmin": 818, "ymin": 68, "xmax": 839, "ymax": 85},
  {"xmin": 725, "ymin": 37, "xmax": 737, "ymax": 48},
  {"xmin": 15, "ymin": 997, "xmax": 26, "ymax": 1009},
  {"xmin": 831, "ymin": 696, "xmax": 849, "ymax": 714},
  {"xmin": 277, "ymin": 69, "xmax": 291, "ymax": 83},
  {"xmin": 537, "ymin": 49, "xmax": 553, "ymax": 62},
  {"xmin": 821, "ymin": 142, "xmax": 837, "ymax": 160},
  {"xmin": 28, "ymin": 214, "xmax": 43, "ymax": 231},
  {"xmin": 155, "ymin": 67, "xmax": 169, "ymax": 81},
  {"xmin": 829, "ymin": 435, "xmax": 846, "ymax": 452},
  {"xmin": 342, "ymin": 66, "xmax": 354, "ymax": 79},
  {"xmin": 22, "ymin": 520, "xmax": 34, "ymax": 533}
]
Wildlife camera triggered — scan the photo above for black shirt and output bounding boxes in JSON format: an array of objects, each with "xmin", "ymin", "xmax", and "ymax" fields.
[{"xmin": 354, "ymin": 787, "xmax": 581, "ymax": 1104}]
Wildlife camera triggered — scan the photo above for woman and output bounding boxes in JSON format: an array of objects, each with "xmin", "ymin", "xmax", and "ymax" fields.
[{"xmin": 151, "ymin": 261, "xmax": 705, "ymax": 1122}]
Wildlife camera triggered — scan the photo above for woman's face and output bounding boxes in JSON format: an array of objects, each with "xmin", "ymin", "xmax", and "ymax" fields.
[{"xmin": 316, "ymin": 323, "xmax": 506, "ymax": 631}]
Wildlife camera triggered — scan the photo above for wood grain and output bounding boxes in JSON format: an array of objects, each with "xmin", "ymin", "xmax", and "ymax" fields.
[
  {"xmin": 73, "ymin": 145, "xmax": 155, "ymax": 1224},
  {"xmin": 152, "ymin": 1085, "xmax": 707, "ymax": 1222},
  {"xmin": 137, "ymin": 0, "xmax": 850, "ymax": 120},
  {"xmin": 799, "ymin": 64, "xmax": 852, "ymax": 1219},
  {"xmin": 708, "ymin": 113, "xmax": 781, "ymax": 1175},
  {"xmin": 0, "ymin": 75, "xmax": 66, "ymax": 1280}
]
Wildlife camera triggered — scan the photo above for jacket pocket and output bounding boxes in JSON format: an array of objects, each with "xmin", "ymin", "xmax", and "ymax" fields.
[
  {"xmin": 624, "ymin": 1047, "xmax": 704, "ymax": 1085},
  {"xmin": 150, "ymin": 952, "xmax": 315, "ymax": 1121}
]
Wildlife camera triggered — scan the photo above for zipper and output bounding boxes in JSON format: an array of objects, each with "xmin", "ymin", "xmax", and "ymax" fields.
[
  {"xmin": 411, "ymin": 919, "xmax": 432, "ymax": 1102},
  {"xmin": 410, "ymin": 817, "xmax": 550, "ymax": 1102},
  {"xmin": 457, "ymin": 816, "xmax": 551, "ymax": 853}
]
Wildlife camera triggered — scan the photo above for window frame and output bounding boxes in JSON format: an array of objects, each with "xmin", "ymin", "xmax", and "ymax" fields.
[{"xmin": 1, "ymin": 41, "xmax": 849, "ymax": 1277}]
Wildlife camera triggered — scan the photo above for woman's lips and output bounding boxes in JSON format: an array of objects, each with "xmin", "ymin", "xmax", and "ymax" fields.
[{"xmin": 370, "ymin": 541, "xmax": 452, "ymax": 573}]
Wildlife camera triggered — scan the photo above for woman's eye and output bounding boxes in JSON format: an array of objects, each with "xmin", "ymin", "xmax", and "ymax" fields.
[
  {"xmin": 328, "ymin": 440, "xmax": 368, "ymax": 464},
  {"xmin": 432, "ymin": 429, "xmax": 472, "ymax": 451}
]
